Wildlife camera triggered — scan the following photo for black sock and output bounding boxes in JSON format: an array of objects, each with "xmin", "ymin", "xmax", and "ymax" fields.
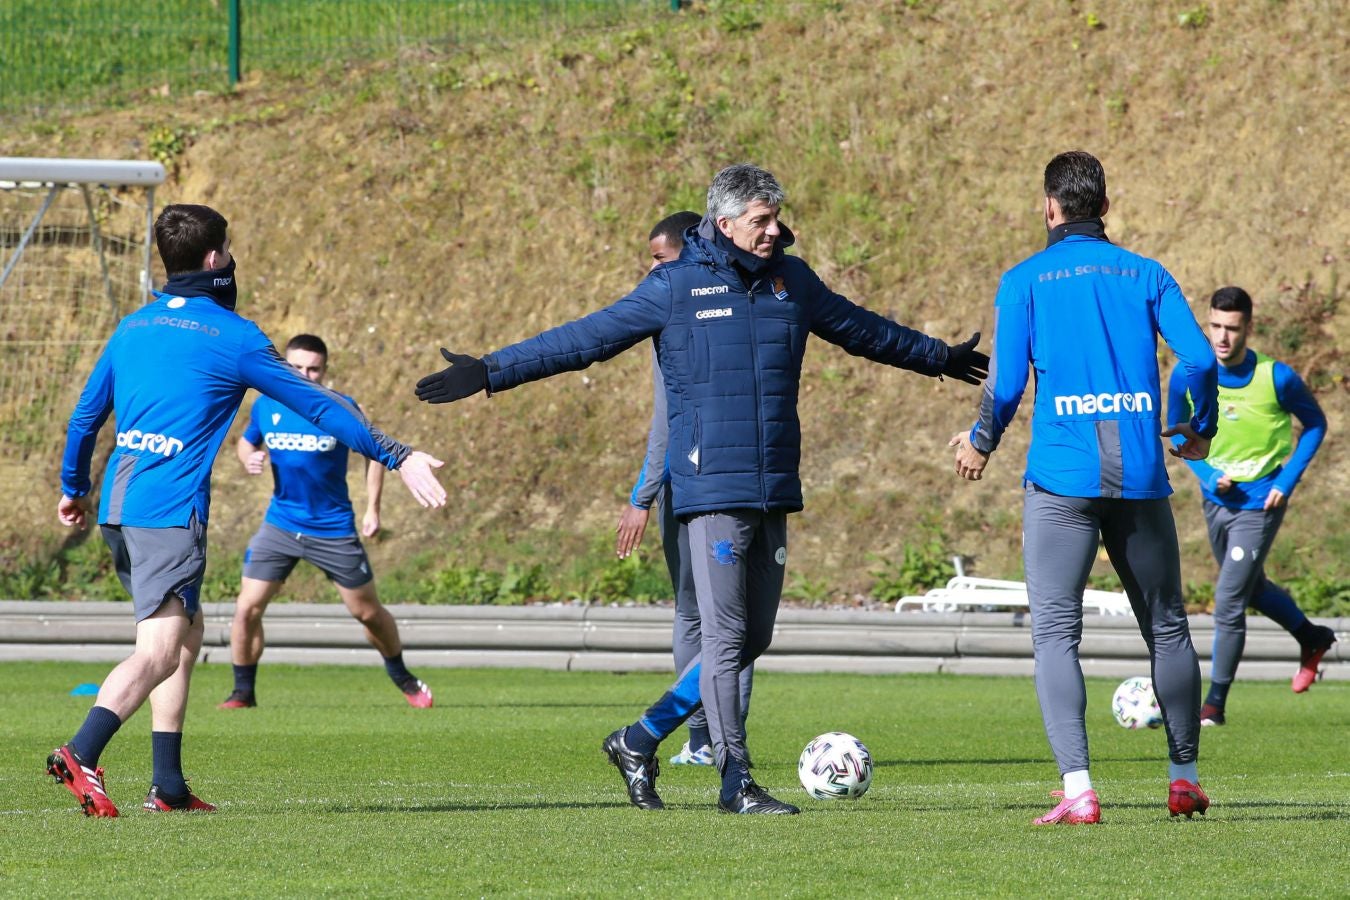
[
  {"xmin": 623, "ymin": 723, "xmax": 660, "ymax": 757},
  {"xmin": 688, "ymin": 723, "xmax": 711, "ymax": 751},
  {"xmin": 1205, "ymin": 681, "xmax": 1231, "ymax": 710},
  {"xmin": 69, "ymin": 706, "xmax": 122, "ymax": 767},
  {"xmin": 151, "ymin": 731, "xmax": 189, "ymax": 799},
  {"xmin": 720, "ymin": 759, "xmax": 752, "ymax": 803},
  {"xmin": 383, "ymin": 653, "xmax": 416, "ymax": 688},
  {"xmin": 232, "ymin": 663, "xmax": 258, "ymax": 696},
  {"xmin": 1293, "ymin": 620, "xmax": 1331, "ymax": 649}
]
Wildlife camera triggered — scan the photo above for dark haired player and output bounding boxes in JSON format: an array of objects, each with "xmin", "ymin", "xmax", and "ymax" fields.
[
  {"xmin": 219, "ymin": 333, "xmax": 434, "ymax": 711},
  {"xmin": 52, "ymin": 204, "xmax": 445, "ymax": 816}
]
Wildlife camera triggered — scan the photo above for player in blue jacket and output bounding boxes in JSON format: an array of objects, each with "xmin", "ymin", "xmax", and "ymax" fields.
[
  {"xmin": 614, "ymin": 211, "xmax": 754, "ymax": 768},
  {"xmin": 219, "ymin": 334, "xmax": 434, "ymax": 711},
  {"xmin": 951, "ymin": 151, "xmax": 1219, "ymax": 824},
  {"xmin": 50, "ymin": 204, "xmax": 446, "ymax": 817},
  {"xmin": 1167, "ymin": 286, "xmax": 1333, "ymax": 722},
  {"xmin": 417, "ymin": 164, "xmax": 988, "ymax": 814}
]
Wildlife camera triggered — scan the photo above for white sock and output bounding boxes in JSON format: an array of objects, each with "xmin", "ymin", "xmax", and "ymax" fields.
[
  {"xmin": 1063, "ymin": 769, "xmax": 1093, "ymax": 797},
  {"xmin": 1169, "ymin": 761, "xmax": 1199, "ymax": 784}
]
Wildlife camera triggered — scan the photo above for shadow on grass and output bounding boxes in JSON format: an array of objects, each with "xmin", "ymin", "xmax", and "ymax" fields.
[
  {"xmin": 327, "ymin": 800, "xmax": 639, "ymax": 813},
  {"xmin": 873, "ymin": 755, "xmax": 1160, "ymax": 767}
]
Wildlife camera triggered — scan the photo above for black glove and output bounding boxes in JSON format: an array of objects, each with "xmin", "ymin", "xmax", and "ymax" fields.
[
  {"xmin": 415, "ymin": 348, "xmax": 489, "ymax": 404},
  {"xmin": 941, "ymin": 331, "xmax": 989, "ymax": 385}
]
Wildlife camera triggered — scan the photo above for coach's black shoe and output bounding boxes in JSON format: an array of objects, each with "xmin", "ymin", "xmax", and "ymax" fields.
[
  {"xmin": 602, "ymin": 728, "xmax": 663, "ymax": 810},
  {"xmin": 718, "ymin": 781, "xmax": 800, "ymax": 815}
]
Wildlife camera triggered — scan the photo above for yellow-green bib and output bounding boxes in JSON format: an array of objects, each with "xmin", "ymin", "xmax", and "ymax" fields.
[{"xmin": 1190, "ymin": 351, "xmax": 1292, "ymax": 481}]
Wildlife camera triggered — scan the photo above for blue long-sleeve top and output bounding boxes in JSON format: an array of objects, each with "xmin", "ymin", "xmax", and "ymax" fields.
[
  {"xmin": 1167, "ymin": 350, "xmax": 1327, "ymax": 508},
  {"xmin": 969, "ymin": 223, "xmax": 1218, "ymax": 499},
  {"xmin": 62, "ymin": 291, "xmax": 409, "ymax": 528}
]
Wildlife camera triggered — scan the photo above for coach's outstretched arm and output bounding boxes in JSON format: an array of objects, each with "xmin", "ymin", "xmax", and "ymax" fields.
[
  {"xmin": 239, "ymin": 344, "xmax": 447, "ymax": 508},
  {"xmin": 415, "ymin": 277, "xmax": 670, "ymax": 404}
]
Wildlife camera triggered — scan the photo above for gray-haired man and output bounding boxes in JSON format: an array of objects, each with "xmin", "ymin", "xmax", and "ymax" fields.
[{"xmin": 417, "ymin": 164, "xmax": 987, "ymax": 813}]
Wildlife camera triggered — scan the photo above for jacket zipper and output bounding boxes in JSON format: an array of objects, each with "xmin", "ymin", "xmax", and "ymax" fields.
[{"xmin": 747, "ymin": 278, "xmax": 766, "ymax": 509}]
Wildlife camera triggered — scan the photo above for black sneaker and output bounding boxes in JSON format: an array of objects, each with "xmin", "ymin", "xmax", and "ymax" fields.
[
  {"xmin": 718, "ymin": 781, "xmax": 800, "ymax": 815},
  {"xmin": 602, "ymin": 728, "xmax": 663, "ymax": 810},
  {"xmin": 217, "ymin": 690, "xmax": 256, "ymax": 709}
]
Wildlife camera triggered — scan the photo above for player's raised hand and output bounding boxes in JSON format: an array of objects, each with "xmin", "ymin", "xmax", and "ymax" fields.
[
  {"xmin": 57, "ymin": 495, "xmax": 88, "ymax": 530},
  {"xmin": 941, "ymin": 332, "xmax": 990, "ymax": 385},
  {"xmin": 616, "ymin": 504, "xmax": 651, "ymax": 559},
  {"xmin": 415, "ymin": 348, "xmax": 488, "ymax": 404},
  {"xmin": 244, "ymin": 449, "xmax": 267, "ymax": 475},
  {"xmin": 1162, "ymin": 423, "xmax": 1211, "ymax": 461},
  {"xmin": 396, "ymin": 451, "xmax": 447, "ymax": 508}
]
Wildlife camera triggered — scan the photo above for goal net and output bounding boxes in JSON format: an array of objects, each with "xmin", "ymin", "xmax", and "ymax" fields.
[{"xmin": 0, "ymin": 157, "xmax": 164, "ymax": 543}]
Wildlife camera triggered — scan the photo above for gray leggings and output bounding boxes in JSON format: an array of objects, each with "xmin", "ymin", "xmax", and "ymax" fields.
[
  {"xmin": 659, "ymin": 484, "xmax": 753, "ymax": 734},
  {"xmin": 1203, "ymin": 501, "xmax": 1286, "ymax": 687},
  {"xmin": 1023, "ymin": 484, "xmax": 1200, "ymax": 773}
]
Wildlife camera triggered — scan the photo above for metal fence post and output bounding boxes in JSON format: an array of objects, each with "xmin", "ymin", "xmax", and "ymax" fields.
[
  {"xmin": 670, "ymin": 0, "xmax": 681, "ymax": 10},
  {"xmin": 228, "ymin": 0, "xmax": 242, "ymax": 86}
]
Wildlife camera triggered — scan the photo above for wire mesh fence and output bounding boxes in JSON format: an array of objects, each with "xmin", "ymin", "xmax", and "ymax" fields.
[{"xmin": 0, "ymin": 0, "xmax": 671, "ymax": 117}]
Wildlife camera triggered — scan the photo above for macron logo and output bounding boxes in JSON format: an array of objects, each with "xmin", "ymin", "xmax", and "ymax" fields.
[
  {"xmin": 117, "ymin": 429, "xmax": 184, "ymax": 457},
  {"xmin": 690, "ymin": 285, "xmax": 729, "ymax": 297},
  {"xmin": 695, "ymin": 307, "xmax": 733, "ymax": 320},
  {"xmin": 1053, "ymin": 391, "xmax": 1155, "ymax": 416}
]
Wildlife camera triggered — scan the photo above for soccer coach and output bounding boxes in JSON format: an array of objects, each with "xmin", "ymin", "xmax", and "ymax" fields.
[
  {"xmin": 950, "ymin": 151, "xmax": 1219, "ymax": 825},
  {"xmin": 416, "ymin": 163, "xmax": 988, "ymax": 814}
]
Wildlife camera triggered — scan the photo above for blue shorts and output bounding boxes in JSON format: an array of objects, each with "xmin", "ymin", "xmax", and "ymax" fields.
[{"xmin": 100, "ymin": 513, "xmax": 207, "ymax": 622}]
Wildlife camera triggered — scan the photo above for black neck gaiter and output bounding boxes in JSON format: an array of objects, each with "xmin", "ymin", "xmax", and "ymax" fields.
[
  {"xmin": 163, "ymin": 257, "xmax": 238, "ymax": 311},
  {"xmin": 1046, "ymin": 218, "xmax": 1108, "ymax": 248}
]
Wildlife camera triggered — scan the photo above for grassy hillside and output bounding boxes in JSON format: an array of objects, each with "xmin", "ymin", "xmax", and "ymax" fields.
[{"xmin": 3, "ymin": 0, "xmax": 1346, "ymax": 607}]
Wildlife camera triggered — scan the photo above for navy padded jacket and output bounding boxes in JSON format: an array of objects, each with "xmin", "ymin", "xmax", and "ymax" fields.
[{"xmin": 485, "ymin": 226, "xmax": 951, "ymax": 516}]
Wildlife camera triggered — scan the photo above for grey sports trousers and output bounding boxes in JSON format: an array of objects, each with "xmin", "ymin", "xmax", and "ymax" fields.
[
  {"xmin": 659, "ymin": 484, "xmax": 753, "ymax": 735},
  {"xmin": 1202, "ymin": 500, "xmax": 1287, "ymax": 687},
  {"xmin": 687, "ymin": 509, "xmax": 787, "ymax": 774},
  {"xmin": 1023, "ymin": 483, "xmax": 1200, "ymax": 773}
]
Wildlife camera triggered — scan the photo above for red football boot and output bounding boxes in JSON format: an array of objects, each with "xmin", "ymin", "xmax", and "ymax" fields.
[
  {"xmin": 1168, "ymin": 779, "xmax": 1210, "ymax": 818},
  {"xmin": 401, "ymin": 679, "xmax": 433, "ymax": 709},
  {"xmin": 142, "ymin": 784, "xmax": 217, "ymax": 812},
  {"xmin": 46, "ymin": 745, "xmax": 118, "ymax": 818}
]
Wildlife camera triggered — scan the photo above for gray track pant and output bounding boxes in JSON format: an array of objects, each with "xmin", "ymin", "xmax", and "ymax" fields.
[
  {"xmin": 659, "ymin": 485, "xmax": 753, "ymax": 733},
  {"xmin": 1024, "ymin": 484, "xmax": 1200, "ymax": 773},
  {"xmin": 688, "ymin": 509, "xmax": 787, "ymax": 774},
  {"xmin": 1203, "ymin": 501, "xmax": 1287, "ymax": 687}
]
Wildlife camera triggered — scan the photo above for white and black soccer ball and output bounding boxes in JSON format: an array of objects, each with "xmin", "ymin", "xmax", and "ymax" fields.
[
  {"xmin": 798, "ymin": 732, "xmax": 873, "ymax": 800},
  {"xmin": 1112, "ymin": 676, "xmax": 1163, "ymax": 729}
]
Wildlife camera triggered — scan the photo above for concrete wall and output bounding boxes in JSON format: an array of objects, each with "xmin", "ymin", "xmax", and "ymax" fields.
[{"xmin": 0, "ymin": 600, "xmax": 1344, "ymax": 683}]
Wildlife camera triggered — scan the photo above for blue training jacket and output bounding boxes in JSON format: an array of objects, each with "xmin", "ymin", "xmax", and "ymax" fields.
[
  {"xmin": 62, "ymin": 291, "xmax": 410, "ymax": 528},
  {"xmin": 969, "ymin": 222, "xmax": 1218, "ymax": 499},
  {"xmin": 485, "ymin": 223, "xmax": 952, "ymax": 517}
]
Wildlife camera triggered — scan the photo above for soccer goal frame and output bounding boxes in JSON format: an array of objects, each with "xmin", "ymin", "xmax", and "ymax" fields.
[{"xmin": 0, "ymin": 157, "xmax": 165, "ymax": 314}]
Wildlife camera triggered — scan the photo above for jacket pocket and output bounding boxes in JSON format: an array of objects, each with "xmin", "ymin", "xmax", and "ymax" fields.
[
  {"xmin": 692, "ymin": 328, "xmax": 710, "ymax": 384},
  {"xmin": 688, "ymin": 406, "xmax": 702, "ymax": 475}
]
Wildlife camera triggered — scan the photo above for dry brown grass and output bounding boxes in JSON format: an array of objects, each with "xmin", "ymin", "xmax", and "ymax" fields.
[{"xmin": 4, "ymin": 0, "xmax": 1346, "ymax": 599}]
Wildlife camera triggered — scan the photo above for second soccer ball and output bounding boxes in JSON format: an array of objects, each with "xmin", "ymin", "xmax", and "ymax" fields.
[
  {"xmin": 798, "ymin": 732, "xmax": 873, "ymax": 800},
  {"xmin": 1111, "ymin": 676, "xmax": 1163, "ymax": 729}
]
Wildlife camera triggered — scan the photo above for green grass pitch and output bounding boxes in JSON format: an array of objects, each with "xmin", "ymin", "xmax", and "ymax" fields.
[{"xmin": 1, "ymin": 662, "xmax": 1346, "ymax": 896}]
